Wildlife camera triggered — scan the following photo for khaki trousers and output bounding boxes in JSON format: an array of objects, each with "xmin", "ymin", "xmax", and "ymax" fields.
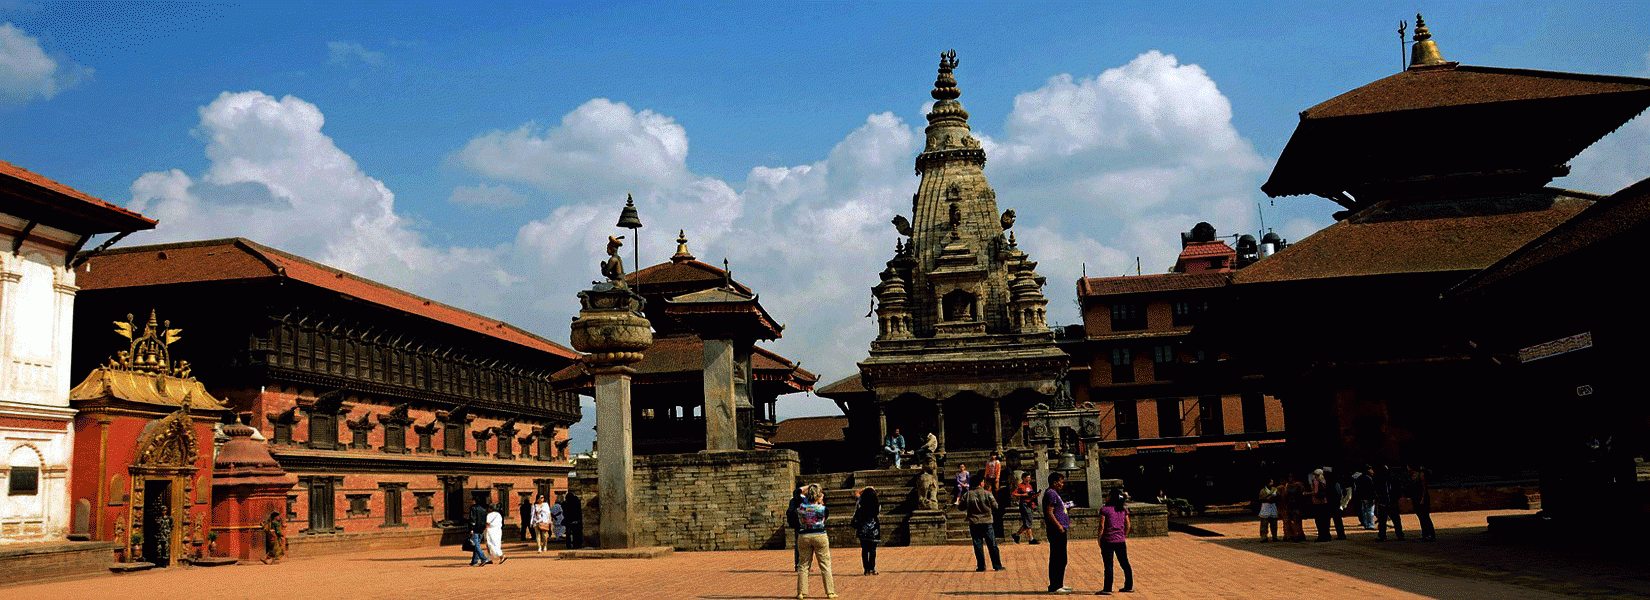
[{"xmin": 796, "ymin": 532, "xmax": 836, "ymax": 597}]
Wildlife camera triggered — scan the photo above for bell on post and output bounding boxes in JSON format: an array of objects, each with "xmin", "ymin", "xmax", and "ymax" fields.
[{"xmin": 616, "ymin": 194, "xmax": 643, "ymax": 229}]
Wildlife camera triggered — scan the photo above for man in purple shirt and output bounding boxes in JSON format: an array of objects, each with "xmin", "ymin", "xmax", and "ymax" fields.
[{"xmin": 1043, "ymin": 472, "xmax": 1072, "ymax": 594}]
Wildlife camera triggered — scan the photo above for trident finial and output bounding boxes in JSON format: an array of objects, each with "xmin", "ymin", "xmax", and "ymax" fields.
[{"xmin": 939, "ymin": 49, "xmax": 958, "ymax": 71}]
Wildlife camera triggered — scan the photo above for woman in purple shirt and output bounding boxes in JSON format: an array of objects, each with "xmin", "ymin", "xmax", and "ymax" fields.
[{"xmin": 1095, "ymin": 489, "xmax": 1134, "ymax": 595}]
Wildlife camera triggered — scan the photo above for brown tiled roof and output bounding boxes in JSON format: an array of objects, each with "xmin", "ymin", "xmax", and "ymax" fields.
[
  {"xmin": 1178, "ymin": 241, "xmax": 1235, "ymax": 259},
  {"xmin": 1234, "ymin": 192, "xmax": 1593, "ymax": 285},
  {"xmin": 770, "ymin": 415, "xmax": 848, "ymax": 445},
  {"xmin": 815, "ymin": 373, "xmax": 867, "ymax": 397},
  {"xmin": 77, "ymin": 238, "xmax": 578, "ymax": 359},
  {"xmin": 1078, "ymin": 272, "xmax": 1230, "ymax": 297},
  {"xmin": 1450, "ymin": 178, "xmax": 1650, "ymax": 297},
  {"xmin": 0, "ymin": 159, "xmax": 156, "ymax": 233},
  {"xmin": 1302, "ymin": 66, "xmax": 1650, "ymax": 119},
  {"xmin": 628, "ymin": 259, "xmax": 753, "ymax": 296}
]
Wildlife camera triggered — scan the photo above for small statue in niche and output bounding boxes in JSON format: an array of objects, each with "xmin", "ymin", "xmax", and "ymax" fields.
[
  {"xmin": 891, "ymin": 215, "xmax": 913, "ymax": 237},
  {"xmin": 949, "ymin": 202, "xmax": 962, "ymax": 230},
  {"xmin": 599, "ymin": 235, "xmax": 627, "ymax": 286}
]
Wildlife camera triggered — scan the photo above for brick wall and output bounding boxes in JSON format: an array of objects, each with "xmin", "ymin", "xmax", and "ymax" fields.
[{"xmin": 570, "ymin": 450, "xmax": 800, "ymax": 551}]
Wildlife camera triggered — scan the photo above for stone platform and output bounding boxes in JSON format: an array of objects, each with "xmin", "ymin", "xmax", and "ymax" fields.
[{"xmin": 558, "ymin": 546, "xmax": 673, "ymax": 559}]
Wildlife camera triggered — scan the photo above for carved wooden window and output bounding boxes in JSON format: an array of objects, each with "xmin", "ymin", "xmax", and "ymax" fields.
[
  {"xmin": 344, "ymin": 340, "xmax": 357, "ymax": 377},
  {"xmin": 380, "ymin": 484, "xmax": 405, "ymax": 526},
  {"xmin": 443, "ymin": 423, "xmax": 467, "ymax": 457},
  {"xmin": 300, "ymin": 476, "xmax": 342, "ymax": 533},
  {"xmin": 414, "ymin": 423, "xmax": 436, "ymax": 454},
  {"xmin": 440, "ymin": 476, "xmax": 468, "ymax": 525},
  {"xmin": 536, "ymin": 433, "xmax": 552, "ymax": 462},
  {"xmin": 269, "ymin": 409, "xmax": 298, "ymax": 446},
  {"xmin": 494, "ymin": 484, "xmax": 512, "ymax": 517},
  {"xmin": 346, "ymin": 493, "xmax": 371, "ymax": 518},
  {"xmin": 412, "ymin": 491, "xmax": 435, "ymax": 515},
  {"xmin": 495, "ymin": 433, "xmax": 513, "ymax": 460},
  {"xmin": 1110, "ymin": 303, "xmax": 1147, "ymax": 331},
  {"xmin": 347, "ymin": 418, "xmax": 374, "ymax": 450},
  {"xmin": 383, "ymin": 422, "xmax": 407, "ymax": 453},
  {"xmin": 1110, "ymin": 348, "xmax": 1135, "ymax": 384},
  {"xmin": 330, "ymin": 337, "xmax": 343, "ymax": 374},
  {"xmin": 297, "ymin": 329, "xmax": 313, "ymax": 369},
  {"xmin": 308, "ymin": 413, "xmax": 339, "ymax": 450},
  {"xmin": 286, "ymin": 494, "xmax": 298, "ymax": 519}
]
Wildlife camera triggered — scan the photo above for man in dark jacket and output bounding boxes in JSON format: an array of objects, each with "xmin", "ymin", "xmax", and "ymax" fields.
[
  {"xmin": 787, "ymin": 485, "xmax": 805, "ymax": 567},
  {"xmin": 468, "ymin": 495, "xmax": 489, "ymax": 566},
  {"xmin": 962, "ymin": 475, "xmax": 1005, "ymax": 571},
  {"xmin": 562, "ymin": 491, "xmax": 583, "ymax": 549}
]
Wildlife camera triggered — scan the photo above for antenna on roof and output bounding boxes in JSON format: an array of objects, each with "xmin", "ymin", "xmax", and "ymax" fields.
[
  {"xmin": 1257, "ymin": 202, "xmax": 1267, "ymax": 241},
  {"xmin": 1136, "ymin": 257, "xmax": 1141, "ymax": 276},
  {"xmin": 1397, "ymin": 19, "xmax": 1408, "ymax": 72}
]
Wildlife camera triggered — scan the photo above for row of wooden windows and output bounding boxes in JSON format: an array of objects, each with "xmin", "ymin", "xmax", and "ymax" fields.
[
  {"xmin": 273, "ymin": 415, "xmax": 560, "ymax": 460},
  {"xmin": 1107, "ymin": 300, "xmax": 1212, "ymax": 331},
  {"xmin": 295, "ymin": 479, "xmax": 434, "ymax": 532},
  {"xmin": 1109, "ymin": 392, "xmax": 1269, "ymax": 440}
]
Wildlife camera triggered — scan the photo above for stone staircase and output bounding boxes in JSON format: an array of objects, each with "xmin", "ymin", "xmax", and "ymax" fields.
[{"xmin": 802, "ymin": 467, "xmax": 952, "ymax": 547}]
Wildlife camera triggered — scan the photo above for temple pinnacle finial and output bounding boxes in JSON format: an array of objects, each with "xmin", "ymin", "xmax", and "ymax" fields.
[
  {"xmin": 671, "ymin": 229, "xmax": 695, "ymax": 262},
  {"xmin": 1408, "ymin": 13, "xmax": 1447, "ymax": 68},
  {"xmin": 926, "ymin": 48, "xmax": 970, "ymax": 127}
]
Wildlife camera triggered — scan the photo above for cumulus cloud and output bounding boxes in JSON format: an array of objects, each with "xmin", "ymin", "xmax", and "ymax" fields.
[
  {"xmin": 326, "ymin": 40, "xmax": 385, "ymax": 67},
  {"xmin": 130, "ymin": 49, "xmax": 1281, "ymax": 446},
  {"xmin": 127, "ymin": 91, "xmax": 510, "ymax": 313},
  {"xmin": 0, "ymin": 22, "xmax": 90, "ymax": 107}
]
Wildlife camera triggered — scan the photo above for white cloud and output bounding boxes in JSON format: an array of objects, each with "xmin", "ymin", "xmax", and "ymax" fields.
[
  {"xmin": 130, "ymin": 50, "xmax": 1287, "ymax": 450},
  {"xmin": 326, "ymin": 41, "xmax": 385, "ymax": 67},
  {"xmin": 0, "ymin": 22, "xmax": 89, "ymax": 107}
]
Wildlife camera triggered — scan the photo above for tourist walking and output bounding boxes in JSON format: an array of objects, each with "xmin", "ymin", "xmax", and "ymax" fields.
[
  {"xmin": 962, "ymin": 475, "xmax": 1005, "ymax": 572},
  {"xmin": 562, "ymin": 490, "xmax": 583, "ymax": 549},
  {"xmin": 883, "ymin": 428, "xmax": 905, "ymax": 469},
  {"xmin": 1095, "ymin": 489, "xmax": 1134, "ymax": 595},
  {"xmin": 1281, "ymin": 472, "xmax": 1306, "ymax": 542},
  {"xmin": 851, "ymin": 486, "xmax": 881, "ymax": 575},
  {"xmin": 1257, "ymin": 478, "xmax": 1279, "ymax": 542},
  {"xmin": 1011, "ymin": 472, "xmax": 1039, "ymax": 544},
  {"xmin": 1325, "ymin": 466, "xmax": 1347, "ymax": 540},
  {"xmin": 484, "ymin": 503, "xmax": 507, "ymax": 564},
  {"xmin": 550, "ymin": 491, "xmax": 566, "ymax": 539},
  {"xmin": 954, "ymin": 463, "xmax": 971, "ymax": 506},
  {"xmin": 1408, "ymin": 464, "xmax": 1435, "ymax": 541},
  {"xmin": 1043, "ymin": 472, "xmax": 1072, "ymax": 594},
  {"xmin": 794, "ymin": 484, "xmax": 838, "ymax": 599},
  {"xmin": 467, "ymin": 495, "xmax": 490, "ymax": 566},
  {"xmin": 530, "ymin": 494, "xmax": 553, "ymax": 553},
  {"xmin": 519, "ymin": 493, "xmax": 533, "ymax": 541},
  {"xmin": 1375, "ymin": 465, "xmax": 1405, "ymax": 541},
  {"xmin": 1351, "ymin": 465, "xmax": 1377, "ymax": 530}
]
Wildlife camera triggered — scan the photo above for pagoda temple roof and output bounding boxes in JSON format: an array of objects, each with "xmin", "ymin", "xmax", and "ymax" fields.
[
  {"xmin": 1, "ymin": 159, "xmax": 157, "ymax": 234},
  {"xmin": 628, "ymin": 257, "xmax": 753, "ymax": 296},
  {"xmin": 815, "ymin": 373, "xmax": 867, "ymax": 397},
  {"xmin": 1449, "ymin": 176, "xmax": 1650, "ymax": 299},
  {"xmin": 770, "ymin": 416, "xmax": 848, "ymax": 445},
  {"xmin": 1233, "ymin": 189, "xmax": 1595, "ymax": 285},
  {"xmin": 77, "ymin": 238, "xmax": 578, "ymax": 360},
  {"xmin": 1264, "ymin": 64, "xmax": 1650, "ymax": 199}
]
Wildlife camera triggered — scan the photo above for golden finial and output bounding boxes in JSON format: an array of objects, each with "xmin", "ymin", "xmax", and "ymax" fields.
[
  {"xmin": 1408, "ymin": 14, "xmax": 1447, "ymax": 68},
  {"xmin": 671, "ymin": 229, "xmax": 696, "ymax": 262}
]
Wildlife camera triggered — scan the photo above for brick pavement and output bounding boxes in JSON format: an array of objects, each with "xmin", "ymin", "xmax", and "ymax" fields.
[{"xmin": 7, "ymin": 510, "xmax": 1645, "ymax": 599}]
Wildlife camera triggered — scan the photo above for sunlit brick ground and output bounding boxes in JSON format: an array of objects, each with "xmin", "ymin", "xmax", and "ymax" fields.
[{"xmin": 9, "ymin": 509, "xmax": 1647, "ymax": 599}]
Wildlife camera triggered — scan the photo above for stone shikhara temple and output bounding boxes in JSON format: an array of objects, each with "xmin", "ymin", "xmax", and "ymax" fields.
[{"xmin": 829, "ymin": 50, "xmax": 1068, "ymax": 458}]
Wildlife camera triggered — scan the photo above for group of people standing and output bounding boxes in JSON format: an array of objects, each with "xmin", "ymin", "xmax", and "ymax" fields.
[
  {"xmin": 789, "ymin": 458, "xmax": 1139, "ymax": 597},
  {"xmin": 465, "ymin": 491, "xmax": 584, "ymax": 566},
  {"xmin": 1256, "ymin": 464, "xmax": 1433, "ymax": 543}
]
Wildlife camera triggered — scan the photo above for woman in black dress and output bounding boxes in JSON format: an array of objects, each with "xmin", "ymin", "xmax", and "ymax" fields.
[{"xmin": 851, "ymin": 486, "xmax": 881, "ymax": 575}]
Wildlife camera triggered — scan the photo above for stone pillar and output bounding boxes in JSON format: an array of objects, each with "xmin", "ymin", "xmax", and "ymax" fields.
[
  {"xmin": 570, "ymin": 282, "xmax": 652, "ymax": 550},
  {"xmin": 593, "ymin": 366, "xmax": 635, "ymax": 549},
  {"xmin": 702, "ymin": 338, "xmax": 737, "ymax": 451},
  {"xmin": 992, "ymin": 399, "xmax": 1003, "ymax": 453},
  {"xmin": 935, "ymin": 400, "xmax": 947, "ymax": 452},
  {"xmin": 1084, "ymin": 442, "xmax": 1104, "ymax": 509},
  {"xmin": 1034, "ymin": 447, "xmax": 1050, "ymax": 515}
]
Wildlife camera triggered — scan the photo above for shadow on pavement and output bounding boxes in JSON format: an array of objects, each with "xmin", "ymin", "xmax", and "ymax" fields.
[{"xmin": 1202, "ymin": 519, "xmax": 1650, "ymax": 599}]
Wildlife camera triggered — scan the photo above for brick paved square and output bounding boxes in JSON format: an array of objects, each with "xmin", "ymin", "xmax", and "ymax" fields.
[{"xmin": 6, "ymin": 510, "xmax": 1645, "ymax": 599}]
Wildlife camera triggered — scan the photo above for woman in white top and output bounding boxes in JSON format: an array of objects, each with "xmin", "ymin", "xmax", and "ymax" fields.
[
  {"xmin": 530, "ymin": 495, "xmax": 554, "ymax": 553},
  {"xmin": 484, "ymin": 505, "xmax": 507, "ymax": 564}
]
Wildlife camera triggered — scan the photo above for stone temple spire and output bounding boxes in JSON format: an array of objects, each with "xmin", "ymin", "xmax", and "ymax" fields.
[{"xmin": 926, "ymin": 50, "xmax": 970, "ymax": 132}]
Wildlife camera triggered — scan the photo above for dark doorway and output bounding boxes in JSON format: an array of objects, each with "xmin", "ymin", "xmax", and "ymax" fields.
[
  {"xmin": 942, "ymin": 394, "xmax": 994, "ymax": 451},
  {"xmin": 141, "ymin": 480, "xmax": 173, "ymax": 566}
]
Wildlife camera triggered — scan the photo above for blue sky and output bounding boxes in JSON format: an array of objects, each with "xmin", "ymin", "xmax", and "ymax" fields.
[{"xmin": 5, "ymin": 1, "xmax": 1648, "ymax": 451}]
